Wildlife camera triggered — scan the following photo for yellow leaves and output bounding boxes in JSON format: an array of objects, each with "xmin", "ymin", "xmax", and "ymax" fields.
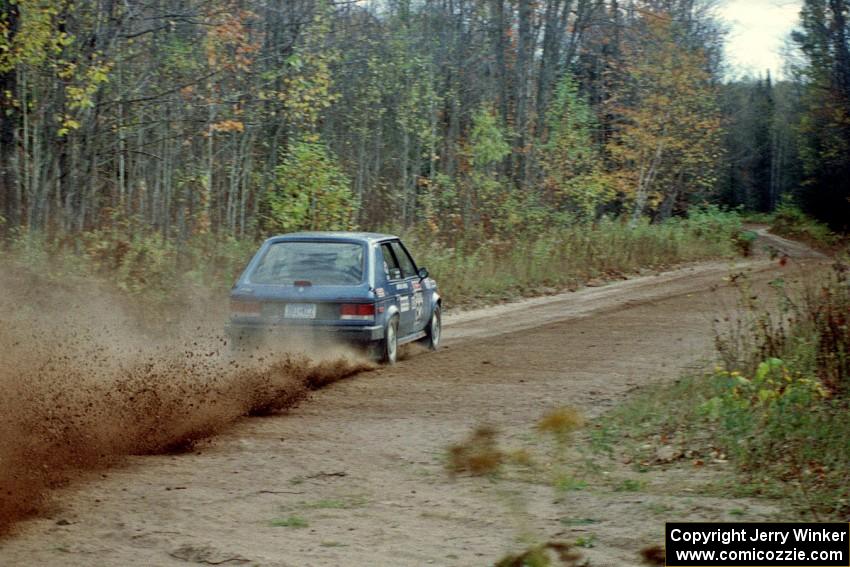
[
  {"xmin": 66, "ymin": 85, "xmax": 86, "ymax": 104},
  {"xmin": 203, "ymin": 4, "xmax": 261, "ymax": 73},
  {"xmin": 66, "ymin": 58, "xmax": 112, "ymax": 110},
  {"xmin": 0, "ymin": 0, "xmax": 68, "ymax": 72},
  {"xmin": 57, "ymin": 60, "xmax": 76, "ymax": 79},
  {"xmin": 57, "ymin": 114, "xmax": 80, "ymax": 137},
  {"xmin": 711, "ymin": 359, "xmax": 829, "ymax": 416},
  {"xmin": 281, "ymin": 33, "xmax": 339, "ymax": 131},
  {"xmin": 605, "ymin": 10, "xmax": 724, "ymax": 213},
  {"xmin": 259, "ymin": 2, "xmax": 342, "ymax": 132},
  {"xmin": 210, "ymin": 119, "xmax": 244, "ymax": 134},
  {"xmin": 89, "ymin": 63, "xmax": 110, "ymax": 84}
]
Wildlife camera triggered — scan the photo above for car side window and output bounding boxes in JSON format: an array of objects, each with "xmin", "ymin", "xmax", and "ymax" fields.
[
  {"xmin": 390, "ymin": 241, "xmax": 417, "ymax": 279},
  {"xmin": 380, "ymin": 243, "xmax": 403, "ymax": 281}
]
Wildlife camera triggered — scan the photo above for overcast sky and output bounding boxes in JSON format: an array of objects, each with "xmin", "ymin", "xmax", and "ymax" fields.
[{"xmin": 718, "ymin": 0, "xmax": 803, "ymax": 79}]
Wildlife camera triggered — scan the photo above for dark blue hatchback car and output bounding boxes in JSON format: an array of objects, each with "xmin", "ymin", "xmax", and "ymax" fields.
[{"xmin": 227, "ymin": 232, "xmax": 441, "ymax": 364}]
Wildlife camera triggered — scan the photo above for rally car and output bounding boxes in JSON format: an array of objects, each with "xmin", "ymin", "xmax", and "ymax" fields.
[{"xmin": 226, "ymin": 232, "xmax": 441, "ymax": 364}]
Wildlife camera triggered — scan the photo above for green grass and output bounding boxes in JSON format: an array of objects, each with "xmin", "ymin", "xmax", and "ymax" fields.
[
  {"xmin": 645, "ymin": 502, "xmax": 674, "ymax": 515},
  {"xmin": 269, "ymin": 515, "xmax": 309, "ymax": 528},
  {"xmin": 574, "ymin": 534, "xmax": 597, "ymax": 548},
  {"xmin": 409, "ymin": 208, "xmax": 744, "ymax": 308},
  {"xmin": 553, "ymin": 474, "xmax": 588, "ymax": 492},
  {"xmin": 3, "ymin": 207, "xmax": 745, "ymax": 319},
  {"xmin": 613, "ymin": 479, "xmax": 644, "ymax": 492},
  {"xmin": 589, "ymin": 375, "xmax": 710, "ymax": 466},
  {"xmin": 301, "ymin": 496, "xmax": 367, "ymax": 510}
]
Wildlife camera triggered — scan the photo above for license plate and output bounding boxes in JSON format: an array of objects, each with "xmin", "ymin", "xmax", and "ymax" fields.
[{"xmin": 284, "ymin": 303, "xmax": 316, "ymax": 319}]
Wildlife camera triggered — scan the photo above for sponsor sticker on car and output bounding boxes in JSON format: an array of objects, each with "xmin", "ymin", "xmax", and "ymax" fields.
[{"xmin": 413, "ymin": 291, "xmax": 424, "ymax": 322}]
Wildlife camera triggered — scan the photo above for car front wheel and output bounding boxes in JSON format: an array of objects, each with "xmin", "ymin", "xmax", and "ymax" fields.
[{"xmin": 420, "ymin": 304, "xmax": 441, "ymax": 351}]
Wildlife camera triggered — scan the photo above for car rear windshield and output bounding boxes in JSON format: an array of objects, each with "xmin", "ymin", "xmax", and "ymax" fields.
[{"xmin": 249, "ymin": 241, "xmax": 365, "ymax": 286}]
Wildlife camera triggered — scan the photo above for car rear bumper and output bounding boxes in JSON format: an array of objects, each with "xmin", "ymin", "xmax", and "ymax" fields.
[{"xmin": 226, "ymin": 321, "xmax": 385, "ymax": 344}]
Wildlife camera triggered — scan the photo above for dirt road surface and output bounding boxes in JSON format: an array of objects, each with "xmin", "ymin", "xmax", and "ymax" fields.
[{"xmin": 0, "ymin": 237, "xmax": 825, "ymax": 566}]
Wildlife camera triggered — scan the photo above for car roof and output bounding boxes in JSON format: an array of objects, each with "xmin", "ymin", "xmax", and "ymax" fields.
[{"xmin": 264, "ymin": 231, "xmax": 399, "ymax": 245}]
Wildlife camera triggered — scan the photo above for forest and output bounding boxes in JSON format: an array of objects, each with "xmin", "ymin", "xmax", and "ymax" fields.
[{"xmin": 0, "ymin": 0, "xmax": 848, "ymax": 251}]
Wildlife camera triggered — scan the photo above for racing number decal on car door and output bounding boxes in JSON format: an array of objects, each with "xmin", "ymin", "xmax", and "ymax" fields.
[
  {"xmin": 413, "ymin": 291, "xmax": 424, "ymax": 323},
  {"xmin": 412, "ymin": 280, "xmax": 424, "ymax": 324}
]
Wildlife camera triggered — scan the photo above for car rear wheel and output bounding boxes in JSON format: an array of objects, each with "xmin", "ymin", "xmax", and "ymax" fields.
[
  {"xmin": 378, "ymin": 316, "xmax": 399, "ymax": 364},
  {"xmin": 419, "ymin": 304, "xmax": 441, "ymax": 351}
]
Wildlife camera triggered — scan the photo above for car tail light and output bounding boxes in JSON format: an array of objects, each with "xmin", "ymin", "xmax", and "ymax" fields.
[
  {"xmin": 231, "ymin": 299, "xmax": 262, "ymax": 317},
  {"xmin": 340, "ymin": 303, "xmax": 375, "ymax": 321}
]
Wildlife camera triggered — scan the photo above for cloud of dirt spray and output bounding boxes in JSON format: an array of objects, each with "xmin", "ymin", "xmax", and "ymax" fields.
[{"xmin": 0, "ymin": 265, "xmax": 373, "ymax": 533}]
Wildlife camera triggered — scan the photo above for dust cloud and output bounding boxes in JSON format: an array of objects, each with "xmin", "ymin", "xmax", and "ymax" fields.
[{"xmin": 0, "ymin": 266, "xmax": 372, "ymax": 533}]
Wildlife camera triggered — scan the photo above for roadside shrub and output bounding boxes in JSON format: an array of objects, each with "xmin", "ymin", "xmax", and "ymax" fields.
[
  {"xmin": 732, "ymin": 230, "xmax": 758, "ymax": 256},
  {"xmin": 4, "ymin": 207, "xmax": 745, "ymax": 318},
  {"xmin": 698, "ymin": 356, "xmax": 849, "ymax": 515},
  {"xmin": 716, "ymin": 262, "xmax": 850, "ymax": 396},
  {"xmin": 613, "ymin": 262, "xmax": 850, "ymax": 518},
  {"xmin": 607, "ymin": 361, "xmax": 850, "ymax": 517},
  {"xmin": 266, "ymin": 138, "xmax": 356, "ymax": 233},
  {"xmin": 409, "ymin": 210, "xmax": 742, "ymax": 307},
  {"xmin": 686, "ymin": 204, "xmax": 743, "ymax": 241},
  {"xmin": 700, "ymin": 359, "xmax": 829, "ymax": 462},
  {"xmin": 771, "ymin": 199, "xmax": 840, "ymax": 251}
]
